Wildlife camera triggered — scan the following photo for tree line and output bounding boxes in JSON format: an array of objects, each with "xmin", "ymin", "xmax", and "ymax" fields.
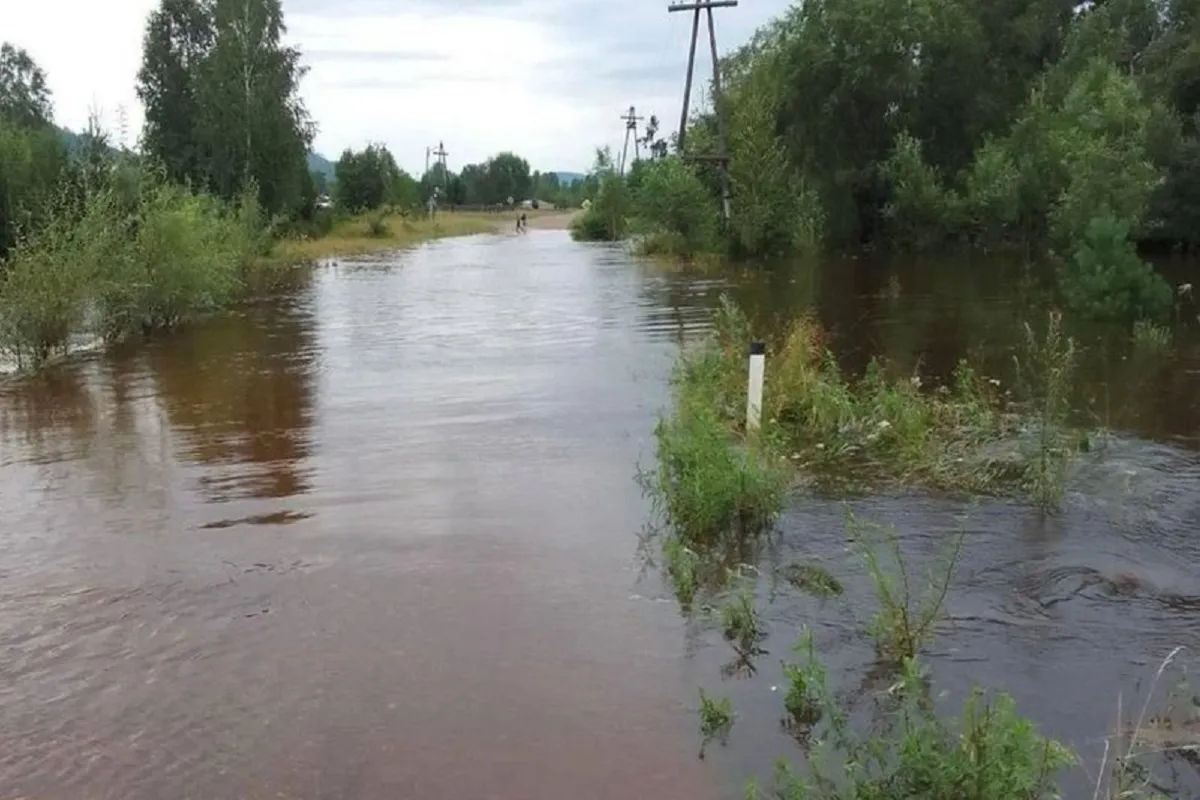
[
  {"xmin": 575, "ymin": 0, "xmax": 1200, "ymax": 322},
  {"xmin": 330, "ymin": 143, "xmax": 590, "ymax": 213}
]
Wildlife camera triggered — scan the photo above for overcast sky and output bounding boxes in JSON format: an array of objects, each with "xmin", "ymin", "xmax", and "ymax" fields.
[{"xmin": 4, "ymin": 0, "xmax": 791, "ymax": 174}]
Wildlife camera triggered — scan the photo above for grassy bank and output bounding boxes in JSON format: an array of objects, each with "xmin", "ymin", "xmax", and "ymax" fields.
[
  {"xmin": 269, "ymin": 207, "xmax": 578, "ymax": 262},
  {"xmin": 269, "ymin": 210, "xmax": 505, "ymax": 262}
]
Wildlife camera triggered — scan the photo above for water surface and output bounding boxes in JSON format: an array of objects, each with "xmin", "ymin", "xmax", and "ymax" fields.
[{"xmin": 2, "ymin": 232, "xmax": 1199, "ymax": 797}]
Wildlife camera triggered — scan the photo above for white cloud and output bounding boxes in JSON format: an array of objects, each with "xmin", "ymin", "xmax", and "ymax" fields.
[
  {"xmin": 3, "ymin": 0, "xmax": 158, "ymax": 147},
  {"xmin": 3, "ymin": 0, "xmax": 793, "ymax": 173}
]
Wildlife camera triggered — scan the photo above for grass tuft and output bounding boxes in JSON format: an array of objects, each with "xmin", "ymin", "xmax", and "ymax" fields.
[
  {"xmin": 846, "ymin": 508, "xmax": 962, "ymax": 666},
  {"xmin": 698, "ymin": 689, "xmax": 735, "ymax": 758}
]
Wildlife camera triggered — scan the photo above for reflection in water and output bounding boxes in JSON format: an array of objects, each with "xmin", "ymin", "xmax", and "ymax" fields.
[
  {"xmin": 146, "ymin": 298, "xmax": 318, "ymax": 504},
  {"xmin": 0, "ymin": 234, "xmax": 1198, "ymax": 798}
]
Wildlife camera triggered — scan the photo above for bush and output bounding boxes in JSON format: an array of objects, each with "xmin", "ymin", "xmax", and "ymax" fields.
[
  {"xmin": 632, "ymin": 157, "xmax": 719, "ymax": 256},
  {"xmin": 570, "ymin": 163, "xmax": 629, "ymax": 242},
  {"xmin": 92, "ymin": 179, "xmax": 246, "ymax": 337},
  {"xmin": 0, "ymin": 200, "xmax": 90, "ymax": 365},
  {"xmin": 364, "ymin": 212, "xmax": 390, "ymax": 238},
  {"xmin": 0, "ymin": 166, "xmax": 263, "ymax": 363},
  {"xmin": 1061, "ymin": 215, "xmax": 1172, "ymax": 322},
  {"xmin": 762, "ymin": 658, "xmax": 1073, "ymax": 800}
]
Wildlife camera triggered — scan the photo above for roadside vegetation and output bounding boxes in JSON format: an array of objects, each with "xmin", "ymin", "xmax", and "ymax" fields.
[
  {"xmin": 0, "ymin": 0, "xmax": 577, "ymax": 372},
  {"xmin": 642, "ymin": 291, "xmax": 1198, "ymax": 796},
  {"xmin": 572, "ymin": 0, "xmax": 1199, "ymax": 327}
]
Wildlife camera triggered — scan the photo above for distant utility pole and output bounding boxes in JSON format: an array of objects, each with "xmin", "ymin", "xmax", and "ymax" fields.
[
  {"xmin": 619, "ymin": 105, "xmax": 644, "ymax": 176},
  {"xmin": 432, "ymin": 140, "xmax": 449, "ymax": 196},
  {"xmin": 668, "ymin": 0, "xmax": 737, "ymax": 225}
]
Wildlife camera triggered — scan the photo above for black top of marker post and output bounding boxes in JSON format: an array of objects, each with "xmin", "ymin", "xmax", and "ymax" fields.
[{"xmin": 749, "ymin": 341, "xmax": 765, "ymax": 356}]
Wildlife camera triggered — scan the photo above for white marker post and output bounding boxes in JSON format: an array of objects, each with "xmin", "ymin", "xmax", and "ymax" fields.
[{"xmin": 746, "ymin": 340, "xmax": 765, "ymax": 432}]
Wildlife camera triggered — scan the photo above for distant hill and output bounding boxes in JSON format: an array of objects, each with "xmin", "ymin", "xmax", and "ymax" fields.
[
  {"xmin": 307, "ymin": 151, "xmax": 335, "ymax": 181},
  {"xmin": 551, "ymin": 171, "xmax": 584, "ymax": 185}
]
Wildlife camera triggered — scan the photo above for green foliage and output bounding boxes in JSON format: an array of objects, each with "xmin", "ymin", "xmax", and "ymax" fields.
[
  {"xmin": 661, "ymin": 534, "xmax": 703, "ymax": 607},
  {"xmin": 1014, "ymin": 311, "xmax": 1079, "ymax": 510},
  {"xmin": 631, "ymin": 156, "xmax": 718, "ymax": 256},
  {"xmin": 762, "ymin": 657, "xmax": 1073, "ymax": 800},
  {"xmin": 0, "ymin": 43, "xmax": 53, "ymax": 128},
  {"xmin": 136, "ymin": 0, "xmax": 313, "ymax": 218},
  {"xmin": 0, "ymin": 115, "xmax": 69, "ymax": 257},
  {"xmin": 846, "ymin": 511, "xmax": 962, "ymax": 665},
  {"xmin": 645, "ymin": 397, "xmax": 787, "ymax": 549},
  {"xmin": 0, "ymin": 165, "xmax": 265, "ymax": 365},
  {"xmin": 720, "ymin": 589, "xmax": 767, "ymax": 659},
  {"xmin": 1062, "ymin": 216, "xmax": 1173, "ymax": 322},
  {"xmin": 698, "ymin": 689, "xmax": 734, "ymax": 758},
  {"xmin": 780, "ymin": 629, "xmax": 825, "ymax": 731},
  {"xmin": 725, "ymin": 59, "xmax": 824, "ymax": 257},
  {"xmin": 1131, "ymin": 318, "xmax": 1172, "ymax": 353},
  {"xmin": 1048, "ymin": 60, "xmax": 1160, "ymax": 251},
  {"xmin": 651, "ymin": 295, "xmax": 1082, "ymax": 505},
  {"xmin": 364, "ymin": 212, "xmax": 390, "ymax": 238},
  {"xmin": 881, "ymin": 133, "xmax": 962, "ymax": 250},
  {"xmin": 335, "ymin": 143, "xmax": 411, "ymax": 212},
  {"xmin": 0, "ymin": 196, "xmax": 91, "ymax": 365},
  {"xmin": 570, "ymin": 149, "xmax": 631, "ymax": 242},
  {"xmin": 610, "ymin": 0, "xmax": 1200, "ymax": 257}
]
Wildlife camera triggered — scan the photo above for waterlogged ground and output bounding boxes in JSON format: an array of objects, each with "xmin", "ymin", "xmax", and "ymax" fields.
[{"xmin": 1, "ymin": 233, "xmax": 1199, "ymax": 797}]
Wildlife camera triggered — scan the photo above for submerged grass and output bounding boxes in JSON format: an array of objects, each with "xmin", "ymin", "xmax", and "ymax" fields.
[
  {"xmin": 847, "ymin": 509, "xmax": 962, "ymax": 666},
  {"xmin": 664, "ymin": 294, "xmax": 1083, "ymax": 500},
  {"xmin": 647, "ymin": 299, "xmax": 1191, "ymax": 798},
  {"xmin": 698, "ymin": 689, "xmax": 735, "ymax": 759},
  {"xmin": 640, "ymin": 295, "xmax": 1082, "ymax": 604}
]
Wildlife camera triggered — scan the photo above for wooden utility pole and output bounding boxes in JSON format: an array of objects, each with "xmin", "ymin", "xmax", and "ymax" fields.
[
  {"xmin": 668, "ymin": 0, "xmax": 736, "ymax": 225},
  {"xmin": 432, "ymin": 140, "xmax": 449, "ymax": 196},
  {"xmin": 619, "ymin": 105, "xmax": 645, "ymax": 176}
]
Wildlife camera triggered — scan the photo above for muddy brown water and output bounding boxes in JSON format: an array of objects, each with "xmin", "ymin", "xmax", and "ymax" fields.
[{"xmin": 1, "ymin": 232, "xmax": 1199, "ymax": 798}]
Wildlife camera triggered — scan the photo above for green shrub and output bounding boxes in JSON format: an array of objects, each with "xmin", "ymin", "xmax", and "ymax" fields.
[
  {"xmin": 631, "ymin": 156, "xmax": 719, "ymax": 256},
  {"xmin": 570, "ymin": 166, "xmax": 629, "ymax": 242},
  {"xmin": 1062, "ymin": 215, "xmax": 1172, "ymax": 322},
  {"xmin": 92, "ymin": 179, "xmax": 245, "ymax": 337},
  {"xmin": 0, "ymin": 202, "xmax": 89, "ymax": 365}
]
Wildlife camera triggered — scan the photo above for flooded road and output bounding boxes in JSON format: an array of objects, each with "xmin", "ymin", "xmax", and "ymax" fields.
[
  {"xmin": 2, "ymin": 231, "xmax": 1200, "ymax": 797},
  {"xmin": 0, "ymin": 232, "xmax": 717, "ymax": 799}
]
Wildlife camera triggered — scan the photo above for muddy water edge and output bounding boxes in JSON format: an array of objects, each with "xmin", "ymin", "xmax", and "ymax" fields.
[{"xmin": 1, "ymin": 232, "xmax": 1198, "ymax": 797}]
